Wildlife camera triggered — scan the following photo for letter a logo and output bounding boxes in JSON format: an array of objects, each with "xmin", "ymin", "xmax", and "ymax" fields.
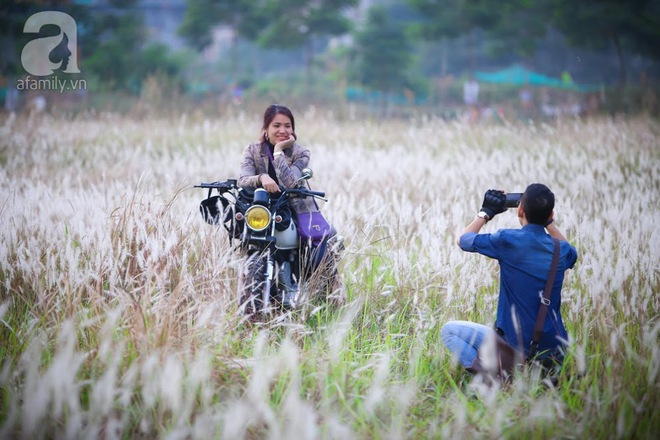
[{"xmin": 21, "ymin": 11, "xmax": 81, "ymax": 76}]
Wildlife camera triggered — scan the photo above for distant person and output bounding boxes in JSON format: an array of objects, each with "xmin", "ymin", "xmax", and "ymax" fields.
[
  {"xmin": 31, "ymin": 95, "xmax": 46, "ymax": 113},
  {"xmin": 463, "ymin": 77, "xmax": 480, "ymax": 122},
  {"xmin": 464, "ymin": 78, "xmax": 479, "ymax": 106},
  {"xmin": 441, "ymin": 184, "xmax": 578, "ymax": 384},
  {"xmin": 519, "ymin": 88, "xmax": 532, "ymax": 107},
  {"xmin": 519, "ymin": 88, "xmax": 533, "ymax": 108},
  {"xmin": 3, "ymin": 75, "xmax": 19, "ymax": 112},
  {"xmin": 519, "ymin": 87, "xmax": 535, "ymax": 118},
  {"xmin": 232, "ymin": 84, "xmax": 244, "ymax": 105}
]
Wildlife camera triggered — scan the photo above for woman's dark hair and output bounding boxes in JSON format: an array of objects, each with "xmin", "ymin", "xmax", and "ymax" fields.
[
  {"xmin": 521, "ymin": 183, "xmax": 555, "ymax": 225},
  {"xmin": 260, "ymin": 104, "xmax": 295, "ymax": 143}
]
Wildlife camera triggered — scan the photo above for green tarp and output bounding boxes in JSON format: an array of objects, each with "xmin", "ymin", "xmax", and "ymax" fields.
[{"xmin": 475, "ymin": 65, "xmax": 599, "ymax": 92}]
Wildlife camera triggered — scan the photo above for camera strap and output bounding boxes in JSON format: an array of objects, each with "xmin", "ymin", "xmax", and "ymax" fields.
[{"xmin": 527, "ymin": 238, "xmax": 560, "ymax": 361}]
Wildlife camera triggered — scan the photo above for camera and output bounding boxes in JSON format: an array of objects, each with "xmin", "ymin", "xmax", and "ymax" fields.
[{"xmin": 505, "ymin": 193, "xmax": 522, "ymax": 208}]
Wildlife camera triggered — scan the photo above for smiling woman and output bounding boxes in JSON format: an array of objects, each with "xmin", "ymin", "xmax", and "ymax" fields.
[
  {"xmin": 238, "ymin": 104, "xmax": 307, "ymax": 195},
  {"xmin": 233, "ymin": 103, "xmax": 340, "ymax": 311}
]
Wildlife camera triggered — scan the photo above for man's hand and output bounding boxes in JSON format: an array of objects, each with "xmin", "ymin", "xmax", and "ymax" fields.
[{"xmin": 479, "ymin": 189, "xmax": 507, "ymax": 220}]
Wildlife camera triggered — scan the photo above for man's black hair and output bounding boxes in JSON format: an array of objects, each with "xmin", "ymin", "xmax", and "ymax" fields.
[{"xmin": 521, "ymin": 183, "xmax": 554, "ymax": 225}]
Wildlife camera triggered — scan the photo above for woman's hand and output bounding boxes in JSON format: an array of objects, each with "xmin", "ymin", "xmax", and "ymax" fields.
[
  {"xmin": 273, "ymin": 133, "xmax": 296, "ymax": 153},
  {"xmin": 260, "ymin": 174, "xmax": 280, "ymax": 193}
]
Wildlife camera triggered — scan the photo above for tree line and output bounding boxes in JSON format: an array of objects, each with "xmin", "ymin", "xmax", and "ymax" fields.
[{"xmin": 1, "ymin": 0, "xmax": 658, "ymax": 111}]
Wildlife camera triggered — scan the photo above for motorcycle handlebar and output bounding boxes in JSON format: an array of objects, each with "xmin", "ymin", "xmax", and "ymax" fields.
[
  {"xmin": 195, "ymin": 181, "xmax": 233, "ymax": 189},
  {"xmin": 196, "ymin": 181, "xmax": 326, "ymax": 200},
  {"xmin": 303, "ymin": 189, "xmax": 326, "ymax": 198},
  {"xmin": 284, "ymin": 188, "xmax": 325, "ymax": 199}
]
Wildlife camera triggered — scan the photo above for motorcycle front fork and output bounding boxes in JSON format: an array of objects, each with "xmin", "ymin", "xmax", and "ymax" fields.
[
  {"xmin": 261, "ymin": 251, "xmax": 299, "ymax": 312},
  {"xmin": 262, "ymin": 249, "xmax": 274, "ymax": 313},
  {"xmin": 278, "ymin": 256, "xmax": 300, "ymax": 308}
]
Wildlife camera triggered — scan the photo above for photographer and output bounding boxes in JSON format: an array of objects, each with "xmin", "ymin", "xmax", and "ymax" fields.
[{"xmin": 442, "ymin": 183, "xmax": 578, "ymax": 382}]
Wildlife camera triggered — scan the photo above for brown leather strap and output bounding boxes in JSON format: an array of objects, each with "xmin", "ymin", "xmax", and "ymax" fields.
[{"xmin": 528, "ymin": 238, "xmax": 560, "ymax": 360}]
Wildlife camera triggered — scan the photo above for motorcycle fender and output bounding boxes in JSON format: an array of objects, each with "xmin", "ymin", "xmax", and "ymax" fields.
[{"xmin": 275, "ymin": 221, "xmax": 299, "ymax": 250}]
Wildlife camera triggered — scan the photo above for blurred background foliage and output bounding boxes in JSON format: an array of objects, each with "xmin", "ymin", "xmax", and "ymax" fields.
[{"xmin": 1, "ymin": 0, "xmax": 659, "ymax": 118}]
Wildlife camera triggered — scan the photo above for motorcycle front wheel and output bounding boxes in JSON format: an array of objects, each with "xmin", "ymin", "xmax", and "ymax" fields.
[{"xmin": 239, "ymin": 252, "xmax": 269, "ymax": 316}]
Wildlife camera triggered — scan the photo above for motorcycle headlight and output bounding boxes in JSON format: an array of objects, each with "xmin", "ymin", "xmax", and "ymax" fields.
[{"xmin": 245, "ymin": 205, "xmax": 271, "ymax": 231}]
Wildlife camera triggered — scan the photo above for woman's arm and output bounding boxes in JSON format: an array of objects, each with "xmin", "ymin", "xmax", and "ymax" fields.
[
  {"xmin": 238, "ymin": 143, "xmax": 264, "ymax": 188},
  {"xmin": 273, "ymin": 143, "xmax": 310, "ymax": 189}
]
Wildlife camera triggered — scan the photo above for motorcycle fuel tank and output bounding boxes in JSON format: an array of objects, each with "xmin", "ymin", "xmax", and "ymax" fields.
[{"xmin": 274, "ymin": 221, "xmax": 299, "ymax": 250}]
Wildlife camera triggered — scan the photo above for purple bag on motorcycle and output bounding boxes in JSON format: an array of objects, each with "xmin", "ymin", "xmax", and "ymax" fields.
[{"xmin": 296, "ymin": 211, "xmax": 333, "ymax": 244}]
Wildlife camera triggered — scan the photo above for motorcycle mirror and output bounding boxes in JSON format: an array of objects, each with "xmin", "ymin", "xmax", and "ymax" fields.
[{"xmin": 298, "ymin": 168, "xmax": 313, "ymax": 181}]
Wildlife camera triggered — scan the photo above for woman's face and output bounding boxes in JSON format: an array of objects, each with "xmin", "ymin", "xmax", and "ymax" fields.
[{"xmin": 266, "ymin": 113, "xmax": 294, "ymax": 144}]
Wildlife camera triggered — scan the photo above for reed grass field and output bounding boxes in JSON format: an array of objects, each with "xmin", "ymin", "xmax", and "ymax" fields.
[{"xmin": 1, "ymin": 110, "xmax": 658, "ymax": 439}]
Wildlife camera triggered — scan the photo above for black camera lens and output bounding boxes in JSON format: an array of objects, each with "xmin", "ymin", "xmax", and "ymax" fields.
[{"xmin": 505, "ymin": 193, "xmax": 522, "ymax": 208}]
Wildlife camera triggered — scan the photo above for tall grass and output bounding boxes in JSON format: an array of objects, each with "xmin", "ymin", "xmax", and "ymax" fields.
[{"xmin": 1, "ymin": 110, "xmax": 658, "ymax": 439}]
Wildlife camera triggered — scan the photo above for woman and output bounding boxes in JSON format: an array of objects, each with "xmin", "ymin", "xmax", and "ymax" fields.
[
  {"xmin": 239, "ymin": 104, "xmax": 310, "ymax": 200},
  {"xmin": 238, "ymin": 104, "xmax": 340, "ymax": 294}
]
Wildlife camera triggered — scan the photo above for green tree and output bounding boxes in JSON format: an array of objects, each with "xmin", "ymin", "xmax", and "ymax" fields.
[
  {"xmin": 547, "ymin": 0, "xmax": 660, "ymax": 84},
  {"xmin": 352, "ymin": 5, "xmax": 414, "ymax": 113},
  {"xmin": 178, "ymin": 0, "xmax": 262, "ymax": 50},
  {"xmin": 178, "ymin": 0, "xmax": 260, "ymax": 82},
  {"xmin": 84, "ymin": 6, "xmax": 146, "ymax": 92},
  {"xmin": 478, "ymin": 1, "xmax": 551, "ymax": 60},
  {"xmin": 82, "ymin": 0, "xmax": 184, "ymax": 93},
  {"xmin": 257, "ymin": 0, "xmax": 356, "ymax": 93},
  {"xmin": 0, "ymin": 1, "xmax": 35, "ymax": 76},
  {"xmin": 410, "ymin": 0, "xmax": 660, "ymax": 84},
  {"xmin": 409, "ymin": 0, "xmax": 497, "ymax": 40},
  {"xmin": 179, "ymin": 0, "xmax": 356, "ymax": 95},
  {"xmin": 409, "ymin": 0, "xmax": 550, "ymax": 70}
]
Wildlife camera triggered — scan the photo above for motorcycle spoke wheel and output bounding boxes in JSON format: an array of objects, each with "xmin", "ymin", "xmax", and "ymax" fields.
[{"xmin": 239, "ymin": 254, "xmax": 268, "ymax": 317}]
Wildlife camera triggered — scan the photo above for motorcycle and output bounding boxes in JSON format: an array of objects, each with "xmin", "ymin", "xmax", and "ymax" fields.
[{"xmin": 196, "ymin": 169, "xmax": 343, "ymax": 317}]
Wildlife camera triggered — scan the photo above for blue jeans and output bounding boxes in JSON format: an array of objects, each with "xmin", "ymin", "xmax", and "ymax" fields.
[{"xmin": 441, "ymin": 320, "xmax": 496, "ymax": 368}]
